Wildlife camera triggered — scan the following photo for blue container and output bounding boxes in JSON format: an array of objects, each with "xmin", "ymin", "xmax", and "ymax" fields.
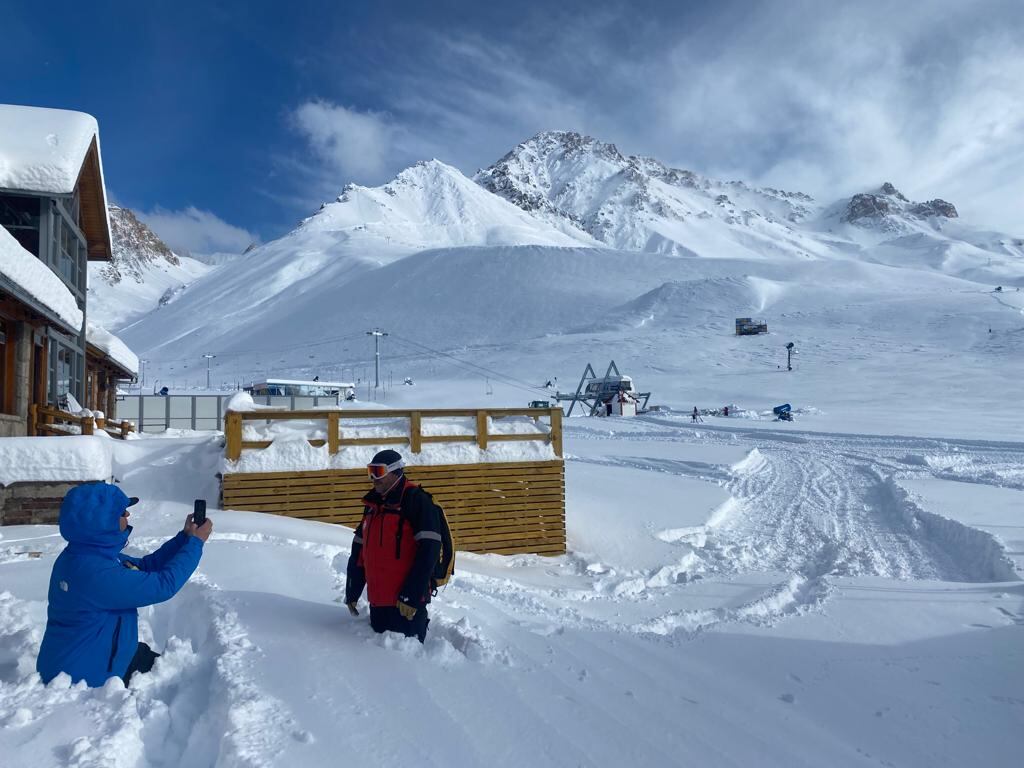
[{"xmin": 773, "ymin": 403, "xmax": 792, "ymax": 415}]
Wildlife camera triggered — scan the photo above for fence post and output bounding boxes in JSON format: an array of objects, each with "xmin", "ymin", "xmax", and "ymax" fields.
[
  {"xmin": 82, "ymin": 415, "xmax": 94, "ymax": 436},
  {"xmin": 328, "ymin": 411, "xmax": 339, "ymax": 455},
  {"xmin": 476, "ymin": 410, "xmax": 488, "ymax": 450},
  {"xmin": 29, "ymin": 403, "xmax": 37, "ymax": 436},
  {"xmin": 410, "ymin": 411, "xmax": 422, "ymax": 453},
  {"xmin": 191, "ymin": 396, "xmax": 197, "ymax": 431},
  {"xmin": 225, "ymin": 411, "xmax": 243, "ymax": 461},
  {"xmin": 549, "ymin": 407, "xmax": 563, "ymax": 457}
]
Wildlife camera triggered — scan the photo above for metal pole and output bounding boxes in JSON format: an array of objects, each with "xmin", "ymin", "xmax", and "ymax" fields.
[
  {"xmin": 203, "ymin": 354, "xmax": 216, "ymax": 389},
  {"xmin": 366, "ymin": 329, "xmax": 388, "ymax": 389}
]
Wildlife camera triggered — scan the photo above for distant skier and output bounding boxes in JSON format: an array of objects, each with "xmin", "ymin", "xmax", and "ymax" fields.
[{"xmin": 691, "ymin": 407, "xmax": 701, "ymax": 423}]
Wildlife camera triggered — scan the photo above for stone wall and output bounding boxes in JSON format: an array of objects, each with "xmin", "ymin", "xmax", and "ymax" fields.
[
  {"xmin": 0, "ymin": 413, "xmax": 26, "ymax": 438},
  {"xmin": 0, "ymin": 481, "xmax": 80, "ymax": 525}
]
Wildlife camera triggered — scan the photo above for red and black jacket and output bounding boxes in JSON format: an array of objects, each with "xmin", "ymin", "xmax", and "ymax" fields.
[{"xmin": 345, "ymin": 476, "xmax": 443, "ymax": 609}]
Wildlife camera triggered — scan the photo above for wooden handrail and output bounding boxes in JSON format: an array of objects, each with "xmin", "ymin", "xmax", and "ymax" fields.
[
  {"xmin": 224, "ymin": 406, "xmax": 563, "ymax": 461},
  {"xmin": 29, "ymin": 404, "xmax": 134, "ymax": 439}
]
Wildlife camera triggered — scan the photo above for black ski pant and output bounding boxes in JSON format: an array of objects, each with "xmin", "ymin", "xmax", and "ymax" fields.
[{"xmin": 370, "ymin": 606, "xmax": 429, "ymax": 643}]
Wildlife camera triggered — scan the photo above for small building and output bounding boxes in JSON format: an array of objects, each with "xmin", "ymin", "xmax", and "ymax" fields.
[
  {"xmin": 0, "ymin": 104, "xmax": 136, "ymax": 435},
  {"xmin": 246, "ymin": 378, "xmax": 356, "ymax": 399},
  {"xmin": 735, "ymin": 317, "xmax": 768, "ymax": 335}
]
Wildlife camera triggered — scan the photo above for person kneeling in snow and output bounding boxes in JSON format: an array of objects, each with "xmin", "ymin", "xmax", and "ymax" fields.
[
  {"xmin": 345, "ymin": 450, "xmax": 443, "ymax": 643},
  {"xmin": 37, "ymin": 483, "xmax": 212, "ymax": 687}
]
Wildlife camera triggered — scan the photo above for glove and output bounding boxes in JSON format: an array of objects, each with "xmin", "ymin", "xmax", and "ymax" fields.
[
  {"xmin": 396, "ymin": 598, "xmax": 417, "ymax": 621},
  {"xmin": 347, "ymin": 602, "xmax": 359, "ymax": 616}
]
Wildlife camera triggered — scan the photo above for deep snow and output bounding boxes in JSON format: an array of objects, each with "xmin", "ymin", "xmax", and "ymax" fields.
[{"xmin": 1, "ymin": 423, "xmax": 1021, "ymax": 767}]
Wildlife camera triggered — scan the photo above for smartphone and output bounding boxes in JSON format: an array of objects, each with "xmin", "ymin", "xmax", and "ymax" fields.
[{"xmin": 193, "ymin": 499, "xmax": 207, "ymax": 526}]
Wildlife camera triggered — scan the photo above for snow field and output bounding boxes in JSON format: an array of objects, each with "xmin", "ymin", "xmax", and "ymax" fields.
[{"xmin": 1, "ymin": 413, "xmax": 1022, "ymax": 766}]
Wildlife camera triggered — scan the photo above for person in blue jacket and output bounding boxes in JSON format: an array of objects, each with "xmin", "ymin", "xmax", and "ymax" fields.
[{"xmin": 37, "ymin": 482, "xmax": 212, "ymax": 687}]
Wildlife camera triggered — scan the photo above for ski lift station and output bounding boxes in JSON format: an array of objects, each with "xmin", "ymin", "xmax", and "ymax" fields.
[
  {"xmin": 555, "ymin": 361, "xmax": 651, "ymax": 417},
  {"xmin": 735, "ymin": 317, "xmax": 768, "ymax": 335}
]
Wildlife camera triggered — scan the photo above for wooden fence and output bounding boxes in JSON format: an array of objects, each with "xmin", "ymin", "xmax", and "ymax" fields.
[
  {"xmin": 221, "ymin": 407, "xmax": 566, "ymax": 556},
  {"xmin": 224, "ymin": 406, "xmax": 562, "ymax": 461},
  {"xmin": 29, "ymin": 404, "xmax": 134, "ymax": 439}
]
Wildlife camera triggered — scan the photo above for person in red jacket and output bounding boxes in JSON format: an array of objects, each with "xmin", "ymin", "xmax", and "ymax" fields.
[{"xmin": 345, "ymin": 450, "xmax": 443, "ymax": 642}]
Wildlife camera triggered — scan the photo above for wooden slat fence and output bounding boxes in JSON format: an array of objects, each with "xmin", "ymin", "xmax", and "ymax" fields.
[
  {"xmin": 222, "ymin": 461, "xmax": 565, "ymax": 556},
  {"xmin": 222, "ymin": 407, "xmax": 565, "ymax": 555}
]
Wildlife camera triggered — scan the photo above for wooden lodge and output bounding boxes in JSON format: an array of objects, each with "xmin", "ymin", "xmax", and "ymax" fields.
[
  {"xmin": 0, "ymin": 104, "xmax": 137, "ymax": 437},
  {"xmin": 222, "ymin": 407, "xmax": 567, "ymax": 556}
]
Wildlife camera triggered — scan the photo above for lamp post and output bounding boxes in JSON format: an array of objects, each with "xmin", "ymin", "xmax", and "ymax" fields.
[
  {"xmin": 785, "ymin": 342, "xmax": 795, "ymax": 372},
  {"xmin": 366, "ymin": 329, "xmax": 388, "ymax": 390},
  {"xmin": 203, "ymin": 354, "xmax": 216, "ymax": 390}
]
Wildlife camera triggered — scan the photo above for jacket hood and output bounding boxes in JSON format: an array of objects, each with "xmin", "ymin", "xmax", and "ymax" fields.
[{"xmin": 59, "ymin": 482, "xmax": 133, "ymax": 552}]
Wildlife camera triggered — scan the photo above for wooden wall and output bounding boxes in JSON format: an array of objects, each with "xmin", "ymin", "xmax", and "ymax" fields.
[{"xmin": 222, "ymin": 460, "xmax": 566, "ymax": 556}]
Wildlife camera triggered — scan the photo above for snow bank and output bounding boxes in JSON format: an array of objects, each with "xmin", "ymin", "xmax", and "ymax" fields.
[
  {"xmin": 86, "ymin": 322, "xmax": 138, "ymax": 376},
  {"xmin": 0, "ymin": 227, "xmax": 83, "ymax": 332},
  {"xmin": 0, "ymin": 104, "xmax": 98, "ymax": 195},
  {"xmin": 0, "ymin": 436, "xmax": 111, "ymax": 486}
]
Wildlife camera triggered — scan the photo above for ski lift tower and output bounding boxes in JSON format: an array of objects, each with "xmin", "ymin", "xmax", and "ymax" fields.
[{"xmin": 554, "ymin": 360, "xmax": 652, "ymax": 417}]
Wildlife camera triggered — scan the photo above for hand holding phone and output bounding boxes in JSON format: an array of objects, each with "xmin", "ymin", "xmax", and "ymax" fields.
[{"xmin": 193, "ymin": 499, "xmax": 207, "ymax": 526}]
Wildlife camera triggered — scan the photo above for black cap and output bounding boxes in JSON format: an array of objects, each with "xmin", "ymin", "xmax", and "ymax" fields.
[
  {"xmin": 370, "ymin": 449, "xmax": 403, "ymax": 466},
  {"xmin": 127, "ymin": 497, "xmax": 140, "ymax": 507}
]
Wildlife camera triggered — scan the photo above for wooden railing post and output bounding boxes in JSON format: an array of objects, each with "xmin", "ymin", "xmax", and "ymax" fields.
[
  {"xmin": 476, "ymin": 410, "xmax": 488, "ymax": 450},
  {"xmin": 82, "ymin": 415, "xmax": 94, "ymax": 436},
  {"xmin": 328, "ymin": 411, "xmax": 339, "ymax": 455},
  {"xmin": 410, "ymin": 411, "xmax": 422, "ymax": 453},
  {"xmin": 225, "ymin": 411, "xmax": 243, "ymax": 461},
  {"xmin": 29, "ymin": 403, "xmax": 38, "ymax": 436},
  {"xmin": 549, "ymin": 407, "xmax": 563, "ymax": 457}
]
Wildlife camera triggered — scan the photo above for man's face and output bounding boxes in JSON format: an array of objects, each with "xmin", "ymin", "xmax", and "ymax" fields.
[
  {"xmin": 119, "ymin": 508, "xmax": 130, "ymax": 531},
  {"xmin": 372, "ymin": 471, "xmax": 400, "ymax": 495}
]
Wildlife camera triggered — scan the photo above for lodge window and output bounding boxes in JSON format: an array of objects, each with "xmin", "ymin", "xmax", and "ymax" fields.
[
  {"xmin": 48, "ymin": 331, "xmax": 83, "ymax": 407},
  {"xmin": 0, "ymin": 194, "xmax": 42, "ymax": 256},
  {"xmin": 50, "ymin": 203, "xmax": 84, "ymax": 291}
]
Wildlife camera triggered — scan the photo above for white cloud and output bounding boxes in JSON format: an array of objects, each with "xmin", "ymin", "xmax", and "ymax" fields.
[
  {"xmin": 286, "ymin": 1, "xmax": 1024, "ymax": 232},
  {"xmin": 138, "ymin": 206, "xmax": 258, "ymax": 256},
  {"xmin": 291, "ymin": 101, "xmax": 407, "ymax": 183}
]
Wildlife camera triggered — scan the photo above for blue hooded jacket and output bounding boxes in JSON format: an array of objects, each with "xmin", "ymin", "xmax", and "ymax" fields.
[{"xmin": 36, "ymin": 482, "xmax": 203, "ymax": 687}]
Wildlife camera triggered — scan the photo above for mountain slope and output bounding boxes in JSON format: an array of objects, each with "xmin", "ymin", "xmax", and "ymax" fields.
[{"xmin": 88, "ymin": 206, "xmax": 212, "ymax": 330}]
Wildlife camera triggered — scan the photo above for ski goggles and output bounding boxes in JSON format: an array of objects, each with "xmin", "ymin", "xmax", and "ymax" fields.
[{"xmin": 367, "ymin": 459, "xmax": 405, "ymax": 479}]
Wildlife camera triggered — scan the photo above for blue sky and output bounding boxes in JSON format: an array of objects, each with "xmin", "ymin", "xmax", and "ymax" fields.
[{"xmin": 2, "ymin": 0, "xmax": 1022, "ymax": 252}]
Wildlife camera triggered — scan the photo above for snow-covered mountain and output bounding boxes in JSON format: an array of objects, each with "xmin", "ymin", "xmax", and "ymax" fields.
[
  {"xmin": 476, "ymin": 130, "xmax": 818, "ymax": 260},
  {"xmin": 109, "ymin": 130, "xmax": 1023, "ymax": 405},
  {"xmin": 88, "ymin": 206, "xmax": 212, "ymax": 330}
]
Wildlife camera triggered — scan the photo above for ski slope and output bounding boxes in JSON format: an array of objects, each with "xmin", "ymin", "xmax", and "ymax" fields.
[{"xmin": 1, "ymin": 420, "xmax": 1021, "ymax": 767}]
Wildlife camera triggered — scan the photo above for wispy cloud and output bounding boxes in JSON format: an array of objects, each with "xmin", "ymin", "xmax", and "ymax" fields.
[
  {"xmin": 138, "ymin": 206, "xmax": 259, "ymax": 256},
  {"xmin": 284, "ymin": 0, "xmax": 1023, "ymax": 232}
]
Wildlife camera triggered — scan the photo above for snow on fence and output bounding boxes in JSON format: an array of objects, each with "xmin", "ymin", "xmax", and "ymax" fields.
[
  {"xmin": 29, "ymin": 404, "xmax": 134, "ymax": 440},
  {"xmin": 221, "ymin": 407, "xmax": 566, "ymax": 556}
]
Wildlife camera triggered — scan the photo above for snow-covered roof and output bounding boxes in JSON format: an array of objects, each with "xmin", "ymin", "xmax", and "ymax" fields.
[
  {"xmin": 0, "ymin": 104, "xmax": 99, "ymax": 195},
  {"xmin": 86, "ymin": 322, "xmax": 139, "ymax": 377},
  {"xmin": 0, "ymin": 435, "xmax": 112, "ymax": 487},
  {"xmin": 0, "ymin": 226, "xmax": 83, "ymax": 332},
  {"xmin": 254, "ymin": 379, "xmax": 355, "ymax": 388}
]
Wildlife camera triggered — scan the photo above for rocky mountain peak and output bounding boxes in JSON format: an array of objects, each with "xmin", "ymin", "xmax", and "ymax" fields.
[
  {"xmin": 101, "ymin": 205, "xmax": 179, "ymax": 285},
  {"xmin": 842, "ymin": 183, "xmax": 958, "ymax": 228}
]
